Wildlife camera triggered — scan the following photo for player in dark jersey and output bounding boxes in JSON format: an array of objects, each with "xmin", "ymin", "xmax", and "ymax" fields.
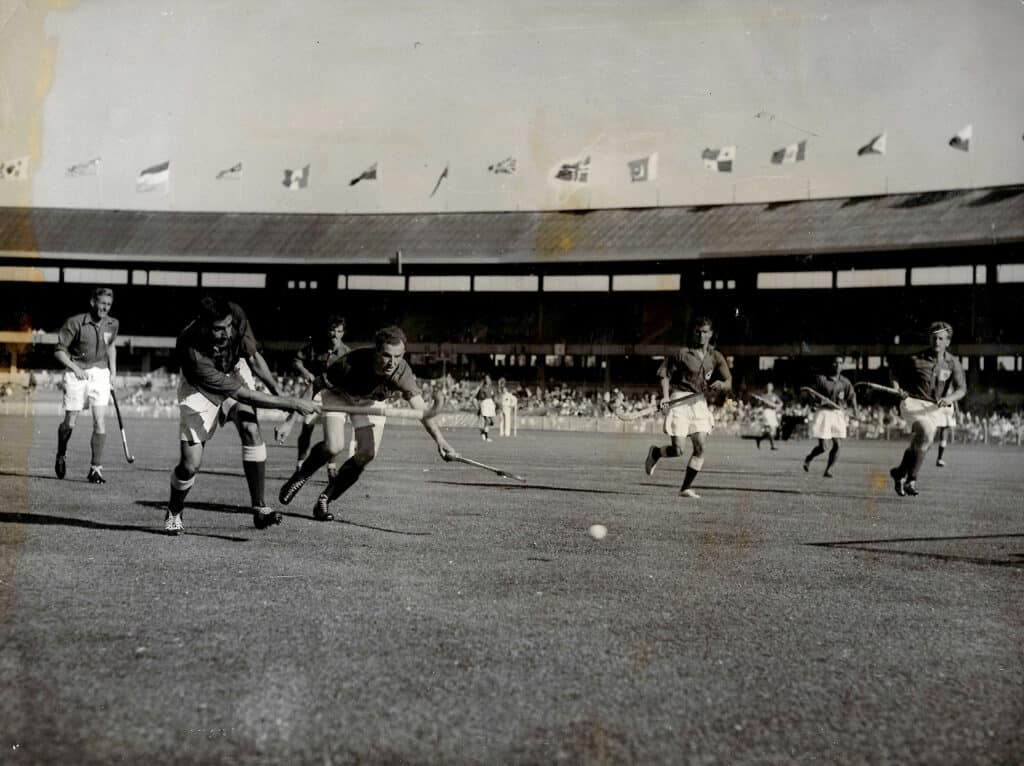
[
  {"xmin": 888, "ymin": 322, "xmax": 967, "ymax": 497},
  {"xmin": 475, "ymin": 374, "xmax": 497, "ymax": 441},
  {"xmin": 278, "ymin": 325, "xmax": 459, "ymax": 521},
  {"xmin": 802, "ymin": 357, "xmax": 859, "ymax": 478},
  {"xmin": 644, "ymin": 317, "xmax": 732, "ymax": 499},
  {"xmin": 53, "ymin": 287, "xmax": 119, "ymax": 484},
  {"xmin": 276, "ymin": 316, "xmax": 352, "ymax": 477},
  {"xmin": 164, "ymin": 296, "xmax": 318, "ymax": 534}
]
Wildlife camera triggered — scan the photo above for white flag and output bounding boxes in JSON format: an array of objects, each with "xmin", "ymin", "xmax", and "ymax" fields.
[
  {"xmin": 857, "ymin": 133, "xmax": 886, "ymax": 156},
  {"xmin": 770, "ymin": 141, "xmax": 807, "ymax": 164},
  {"xmin": 66, "ymin": 157, "xmax": 101, "ymax": 177}
]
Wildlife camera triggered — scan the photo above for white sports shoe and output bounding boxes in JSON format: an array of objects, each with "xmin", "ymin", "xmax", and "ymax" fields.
[
  {"xmin": 679, "ymin": 488, "xmax": 701, "ymax": 499},
  {"xmin": 164, "ymin": 511, "xmax": 184, "ymax": 535}
]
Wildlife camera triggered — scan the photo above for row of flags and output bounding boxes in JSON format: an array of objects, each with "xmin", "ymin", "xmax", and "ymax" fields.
[{"xmin": 0, "ymin": 124, "xmax": 987, "ymax": 188}]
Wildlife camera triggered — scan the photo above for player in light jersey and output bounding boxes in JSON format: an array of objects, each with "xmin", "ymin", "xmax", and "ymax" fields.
[
  {"xmin": 888, "ymin": 322, "xmax": 966, "ymax": 497},
  {"xmin": 644, "ymin": 317, "xmax": 732, "ymax": 499},
  {"xmin": 475, "ymin": 374, "xmax": 497, "ymax": 441},
  {"xmin": 802, "ymin": 357, "xmax": 858, "ymax": 478},
  {"xmin": 754, "ymin": 382, "xmax": 782, "ymax": 450},
  {"xmin": 497, "ymin": 378, "xmax": 518, "ymax": 437}
]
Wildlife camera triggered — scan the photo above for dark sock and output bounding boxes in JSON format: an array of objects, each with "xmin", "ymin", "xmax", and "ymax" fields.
[
  {"xmin": 936, "ymin": 444, "xmax": 946, "ymax": 461},
  {"xmin": 169, "ymin": 465, "xmax": 192, "ymax": 513},
  {"xmin": 826, "ymin": 444, "xmax": 840, "ymax": 472},
  {"xmin": 680, "ymin": 466, "xmax": 699, "ymax": 491},
  {"xmin": 908, "ymin": 447, "xmax": 928, "ymax": 481},
  {"xmin": 896, "ymin": 448, "xmax": 916, "ymax": 478},
  {"xmin": 805, "ymin": 445, "xmax": 825, "ymax": 464},
  {"xmin": 57, "ymin": 424, "xmax": 73, "ymax": 456},
  {"xmin": 325, "ymin": 458, "xmax": 365, "ymax": 501},
  {"xmin": 297, "ymin": 425, "xmax": 313, "ymax": 464},
  {"xmin": 298, "ymin": 442, "xmax": 331, "ymax": 478},
  {"xmin": 663, "ymin": 445, "xmax": 682, "ymax": 458},
  {"xmin": 90, "ymin": 432, "xmax": 106, "ymax": 466},
  {"xmin": 243, "ymin": 460, "xmax": 266, "ymax": 507}
]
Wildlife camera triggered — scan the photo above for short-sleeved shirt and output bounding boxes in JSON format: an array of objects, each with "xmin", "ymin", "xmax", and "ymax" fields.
[
  {"xmin": 56, "ymin": 313, "xmax": 119, "ymax": 369},
  {"xmin": 476, "ymin": 383, "xmax": 496, "ymax": 401},
  {"xmin": 896, "ymin": 349, "xmax": 966, "ymax": 402},
  {"xmin": 757, "ymin": 392, "xmax": 782, "ymax": 410},
  {"xmin": 176, "ymin": 302, "xmax": 259, "ymax": 398},
  {"xmin": 657, "ymin": 346, "xmax": 731, "ymax": 397},
  {"xmin": 322, "ymin": 347, "xmax": 421, "ymax": 404},
  {"xmin": 811, "ymin": 374, "xmax": 855, "ymax": 409},
  {"xmin": 295, "ymin": 340, "xmax": 350, "ymax": 377}
]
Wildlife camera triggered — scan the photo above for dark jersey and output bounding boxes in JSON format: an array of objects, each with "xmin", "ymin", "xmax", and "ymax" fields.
[
  {"xmin": 56, "ymin": 313, "xmax": 119, "ymax": 369},
  {"xmin": 322, "ymin": 347, "xmax": 421, "ymax": 403},
  {"xmin": 177, "ymin": 302, "xmax": 259, "ymax": 397},
  {"xmin": 295, "ymin": 340, "xmax": 350, "ymax": 377},
  {"xmin": 657, "ymin": 346, "xmax": 731, "ymax": 396},
  {"xmin": 895, "ymin": 350, "xmax": 965, "ymax": 402},
  {"xmin": 811, "ymin": 374, "xmax": 855, "ymax": 409},
  {"xmin": 476, "ymin": 383, "xmax": 496, "ymax": 401}
]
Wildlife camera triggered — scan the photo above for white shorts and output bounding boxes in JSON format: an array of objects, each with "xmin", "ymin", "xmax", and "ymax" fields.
[
  {"xmin": 479, "ymin": 398, "xmax": 496, "ymax": 418},
  {"xmin": 178, "ymin": 359, "xmax": 256, "ymax": 443},
  {"xmin": 759, "ymin": 409, "xmax": 779, "ymax": 430},
  {"xmin": 320, "ymin": 389, "xmax": 385, "ymax": 448},
  {"xmin": 62, "ymin": 367, "xmax": 111, "ymax": 411},
  {"xmin": 664, "ymin": 396, "xmax": 714, "ymax": 437},
  {"xmin": 810, "ymin": 409, "xmax": 848, "ymax": 440},
  {"xmin": 900, "ymin": 397, "xmax": 955, "ymax": 433}
]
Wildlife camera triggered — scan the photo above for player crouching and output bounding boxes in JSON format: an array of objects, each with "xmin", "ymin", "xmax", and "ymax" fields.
[{"xmin": 165, "ymin": 297, "xmax": 319, "ymax": 535}]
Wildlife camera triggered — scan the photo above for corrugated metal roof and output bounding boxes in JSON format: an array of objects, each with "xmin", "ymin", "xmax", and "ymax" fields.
[{"xmin": 1, "ymin": 185, "xmax": 1022, "ymax": 266}]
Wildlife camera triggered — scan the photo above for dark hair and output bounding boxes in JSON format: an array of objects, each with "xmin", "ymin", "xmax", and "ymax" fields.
[
  {"xmin": 198, "ymin": 295, "xmax": 233, "ymax": 325},
  {"xmin": 91, "ymin": 287, "xmax": 114, "ymax": 300},
  {"xmin": 374, "ymin": 325, "xmax": 407, "ymax": 350},
  {"xmin": 327, "ymin": 315, "xmax": 346, "ymax": 331},
  {"xmin": 929, "ymin": 321, "xmax": 953, "ymax": 338},
  {"xmin": 692, "ymin": 316, "xmax": 714, "ymax": 332}
]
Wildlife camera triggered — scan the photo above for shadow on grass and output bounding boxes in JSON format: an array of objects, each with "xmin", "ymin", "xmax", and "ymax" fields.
[
  {"xmin": 428, "ymin": 480, "xmax": 646, "ymax": 496},
  {"xmin": 806, "ymin": 532, "xmax": 1024, "ymax": 567},
  {"xmin": 0, "ymin": 510, "xmax": 248, "ymax": 542}
]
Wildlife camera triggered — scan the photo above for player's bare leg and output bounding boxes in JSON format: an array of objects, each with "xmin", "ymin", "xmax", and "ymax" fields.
[
  {"xmin": 55, "ymin": 410, "xmax": 78, "ymax": 479},
  {"xmin": 86, "ymin": 404, "xmax": 108, "ymax": 484},
  {"xmin": 890, "ymin": 421, "xmax": 935, "ymax": 497},
  {"xmin": 296, "ymin": 421, "xmax": 316, "ymax": 469},
  {"xmin": 823, "ymin": 440, "xmax": 840, "ymax": 478},
  {"xmin": 645, "ymin": 435, "xmax": 685, "ymax": 476},
  {"xmin": 166, "ymin": 441, "xmax": 203, "ymax": 534},
  {"xmin": 315, "ymin": 424, "xmax": 378, "ymax": 521},
  {"xmin": 935, "ymin": 427, "xmax": 949, "ymax": 467},
  {"xmin": 804, "ymin": 439, "xmax": 827, "ymax": 472},
  {"xmin": 279, "ymin": 411, "xmax": 345, "ymax": 506},
  {"xmin": 678, "ymin": 432, "xmax": 706, "ymax": 498}
]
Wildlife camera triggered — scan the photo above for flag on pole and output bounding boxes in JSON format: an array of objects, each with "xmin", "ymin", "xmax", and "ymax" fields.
[
  {"xmin": 702, "ymin": 146, "xmax": 735, "ymax": 172},
  {"xmin": 553, "ymin": 156, "xmax": 590, "ymax": 183},
  {"xmin": 627, "ymin": 153, "xmax": 658, "ymax": 182},
  {"xmin": 216, "ymin": 162, "xmax": 243, "ymax": 180},
  {"xmin": 948, "ymin": 124, "xmax": 972, "ymax": 152},
  {"xmin": 1, "ymin": 156, "xmax": 30, "ymax": 181},
  {"xmin": 487, "ymin": 156, "xmax": 517, "ymax": 174},
  {"xmin": 857, "ymin": 133, "xmax": 887, "ymax": 156},
  {"xmin": 770, "ymin": 140, "xmax": 807, "ymax": 164},
  {"xmin": 66, "ymin": 157, "xmax": 101, "ymax": 177},
  {"xmin": 136, "ymin": 161, "xmax": 169, "ymax": 192},
  {"xmin": 429, "ymin": 163, "xmax": 449, "ymax": 198},
  {"xmin": 349, "ymin": 162, "xmax": 378, "ymax": 186},
  {"xmin": 282, "ymin": 165, "xmax": 310, "ymax": 189}
]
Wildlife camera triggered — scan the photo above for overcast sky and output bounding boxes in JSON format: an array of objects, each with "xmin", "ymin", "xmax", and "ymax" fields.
[{"xmin": 1, "ymin": 0, "xmax": 1022, "ymax": 214}]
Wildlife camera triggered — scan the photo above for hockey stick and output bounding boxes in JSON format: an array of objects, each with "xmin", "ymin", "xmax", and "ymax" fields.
[
  {"xmin": 750, "ymin": 393, "xmax": 781, "ymax": 409},
  {"xmin": 109, "ymin": 390, "xmax": 135, "ymax": 463},
  {"xmin": 450, "ymin": 455, "xmax": 525, "ymax": 482},
  {"xmin": 322, "ymin": 390, "xmax": 447, "ymax": 421},
  {"xmin": 854, "ymin": 381, "xmax": 938, "ymax": 404},
  {"xmin": 614, "ymin": 392, "xmax": 703, "ymax": 422},
  {"xmin": 274, "ymin": 382, "xmax": 313, "ymax": 443},
  {"xmin": 799, "ymin": 386, "xmax": 842, "ymax": 410}
]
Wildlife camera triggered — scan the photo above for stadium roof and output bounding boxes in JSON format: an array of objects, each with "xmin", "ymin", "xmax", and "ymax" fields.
[{"xmin": 1, "ymin": 185, "xmax": 1022, "ymax": 267}]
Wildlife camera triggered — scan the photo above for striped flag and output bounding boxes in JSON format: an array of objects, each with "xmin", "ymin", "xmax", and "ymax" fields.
[
  {"xmin": 948, "ymin": 124, "xmax": 972, "ymax": 152},
  {"xmin": 553, "ymin": 156, "xmax": 590, "ymax": 183},
  {"xmin": 429, "ymin": 163, "xmax": 449, "ymax": 198},
  {"xmin": 487, "ymin": 156, "xmax": 517, "ymax": 174},
  {"xmin": 770, "ymin": 140, "xmax": 806, "ymax": 164},
  {"xmin": 349, "ymin": 162, "xmax": 378, "ymax": 186},
  {"xmin": 66, "ymin": 157, "xmax": 101, "ymax": 177},
  {"xmin": 136, "ymin": 161, "xmax": 169, "ymax": 192},
  {"xmin": 857, "ymin": 133, "xmax": 886, "ymax": 156},
  {"xmin": 282, "ymin": 165, "xmax": 310, "ymax": 190},
  {"xmin": 702, "ymin": 146, "xmax": 735, "ymax": 172},
  {"xmin": 216, "ymin": 162, "xmax": 242, "ymax": 180},
  {"xmin": 1, "ymin": 156, "xmax": 30, "ymax": 181},
  {"xmin": 628, "ymin": 153, "xmax": 658, "ymax": 182}
]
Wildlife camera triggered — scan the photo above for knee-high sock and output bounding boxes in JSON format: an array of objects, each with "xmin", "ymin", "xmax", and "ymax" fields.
[
  {"xmin": 57, "ymin": 424, "xmax": 73, "ymax": 456},
  {"xmin": 324, "ymin": 457, "xmax": 365, "ymax": 501},
  {"xmin": 680, "ymin": 455, "xmax": 705, "ymax": 491},
  {"xmin": 896, "ymin": 447, "xmax": 916, "ymax": 478},
  {"xmin": 826, "ymin": 442, "xmax": 840, "ymax": 472},
  {"xmin": 652, "ymin": 445, "xmax": 683, "ymax": 461},
  {"xmin": 242, "ymin": 444, "xmax": 267, "ymax": 507},
  {"xmin": 90, "ymin": 432, "xmax": 106, "ymax": 467},
  {"xmin": 908, "ymin": 445, "xmax": 928, "ymax": 481},
  {"xmin": 296, "ymin": 424, "xmax": 314, "ymax": 463},
  {"xmin": 298, "ymin": 441, "xmax": 332, "ymax": 478},
  {"xmin": 805, "ymin": 444, "xmax": 825, "ymax": 464},
  {"xmin": 169, "ymin": 466, "xmax": 196, "ymax": 513}
]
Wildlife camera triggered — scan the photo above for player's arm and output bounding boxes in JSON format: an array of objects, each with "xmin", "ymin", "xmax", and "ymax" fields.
[
  {"xmin": 292, "ymin": 345, "xmax": 317, "ymax": 383},
  {"xmin": 938, "ymin": 360, "xmax": 968, "ymax": 407},
  {"xmin": 247, "ymin": 351, "xmax": 283, "ymax": 396},
  {"xmin": 54, "ymin": 318, "xmax": 89, "ymax": 380},
  {"xmin": 408, "ymin": 393, "xmax": 459, "ymax": 460},
  {"xmin": 233, "ymin": 386, "xmax": 319, "ymax": 416},
  {"xmin": 107, "ymin": 343, "xmax": 118, "ymax": 384},
  {"xmin": 850, "ymin": 383, "xmax": 860, "ymax": 418},
  {"xmin": 656, "ymin": 358, "xmax": 672, "ymax": 403},
  {"xmin": 709, "ymin": 352, "xmax": 733, "ymax": 393}
]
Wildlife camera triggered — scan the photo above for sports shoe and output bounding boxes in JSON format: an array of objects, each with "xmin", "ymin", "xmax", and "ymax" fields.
[
  {"xmin": 164, "ymin": 511, "xmax": 184, "ymax": 535},
  {"xmin": 313, "ymin": 494, "xmax": 334, "ymax": 522},
  {"xmin": 936, "ymin": 458, "xmax": 946, "ymax": 468},
  {"xmin": 278, "ymin": 471, "xmax": 309, "ymax": 505},
  {"xmin": 679, "ymin": 488, "xmax": 701, "ymax": 499},
  {"xmin": 253, "ymin": 506, "xmax": 283, "ymax": 530},
  {"xmin": 823, "ymin": 469, "xmax": 834, "ymax": 478},
  {"xmin": 644, "ymin": 446, "xmax": 659, "ymax": 476},
  {"xmin": 905, "ymin": 480, "xmax": 920, "ymax": 497},
  {"xmin": 889, "ymin": 467, "xmax": 906, "ymax": 497},
  {"xmin": 802, "ymin": 460, "xmax": 810, "ymax": 473},
  {"xmin": 87, "ymin": 466, "xmax": 106, "ymax": 484},
  {"xmin": 55, "ymin": 455, "xmax": 66, "ymax": 479}
]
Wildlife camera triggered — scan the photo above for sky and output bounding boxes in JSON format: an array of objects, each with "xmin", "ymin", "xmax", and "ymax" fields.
[{"xmin": 1, "ymin": 0, "xmax": 1023, "ymax": 214}]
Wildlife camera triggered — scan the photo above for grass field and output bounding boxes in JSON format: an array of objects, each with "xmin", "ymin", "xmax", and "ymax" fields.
[{"xmin": 1, "ymin": 414, "xmax": 1022, "ymax": 764}]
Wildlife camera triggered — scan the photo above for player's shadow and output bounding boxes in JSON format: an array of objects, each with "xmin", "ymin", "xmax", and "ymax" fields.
[
  {"xmin": 0, "ymin": 469, "xmax": 91, "ymax": 483},
  {"xmin": 683, "ymin": 485, "xmax": 804, "ymax": 495},
  {"xmin": 428, "ymin": 480, "xmax": 645, "ymax": 497},
  {"xmin": 0, "ymin": 510, "xmax": 247, "ymax": 542},
  {"xmin": 806, "ymin": 533, "xmax": 1024, "ymax": 567}
]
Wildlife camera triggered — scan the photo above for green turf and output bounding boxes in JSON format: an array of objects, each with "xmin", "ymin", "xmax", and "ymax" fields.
[{"xmin": 1, "ymin": 415, "xmax": 1022, "ymax": 764}]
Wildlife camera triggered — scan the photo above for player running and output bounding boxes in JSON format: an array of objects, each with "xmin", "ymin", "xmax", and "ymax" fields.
[
  {"xmin": 888, "ymin": 322, "xmax": 966, "ymax": 497},
  {"xmin": 164, "ymin": 297, "xmax": 318, "ymax": 535},
  {"xmin": 644, "ymin": 316, "xmax": 732, "ymax": 499},
  {"xmin": 278, "ymin": 325, "xmax": 459, "ymax": 521},
  {"xmin": 802, "ymin": 357, "xmax": 858, "ymax": 478},
  {"xmin": 475, "ymin": 374, "xmax": 497, "ymax": 441},
  {"xmin": 53, "ymin": 287, "xmax": 119, "ymax": 484},
  {"xmin": 753, "ymin": 382, "xmax": 782, "ymax": 450}
]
